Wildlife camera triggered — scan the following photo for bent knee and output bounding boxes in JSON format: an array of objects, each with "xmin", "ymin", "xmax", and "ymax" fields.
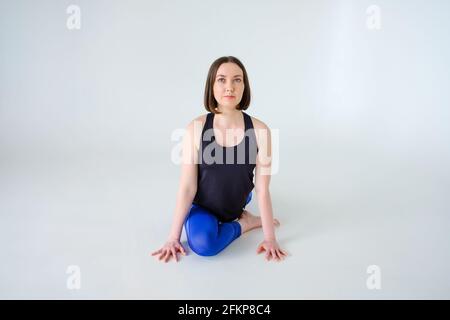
[{"xmin": 188, "ymin": 232, "xmax": 219, "ymax": 256}]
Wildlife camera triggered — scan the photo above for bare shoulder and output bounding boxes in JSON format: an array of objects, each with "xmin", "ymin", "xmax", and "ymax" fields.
[
  {"xmin": 193, "ymin": 114, "xmax": 208, "ymax": 125},
  {"xmin": 186, "ymin": 114, "xmax": 207, "ymax": 130},
  {"xmin": 249, "ymin": 115, "xmax": 270, "ymax": 132},
  {"xmin": 187, "ymin": 114, "xmax": 208, "ymax": 150},
  {"xmin": 249, "ymin": 115, "xmax": 271, "ymax": 152}
]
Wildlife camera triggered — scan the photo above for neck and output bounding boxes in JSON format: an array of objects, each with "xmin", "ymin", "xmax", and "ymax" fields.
[{"xmin": 215, "ymin": 107, "xmax": 243, "ymax": 127}]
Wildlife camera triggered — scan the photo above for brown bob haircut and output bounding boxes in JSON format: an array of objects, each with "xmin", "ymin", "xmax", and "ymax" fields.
[{"xmin": 204, "ymin": 56, "xmax": 251, "ymax": 114}]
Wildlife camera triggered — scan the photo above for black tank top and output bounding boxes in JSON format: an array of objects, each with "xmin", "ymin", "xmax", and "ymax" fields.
[{"xmin": 193, "ymin": 111, "xmax": 259, "ymax": 222}]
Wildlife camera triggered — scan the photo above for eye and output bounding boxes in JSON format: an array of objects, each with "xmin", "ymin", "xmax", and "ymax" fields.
[
  {"xmin": 235, "ymin": 79, "xmax": 242, "ymax": 83},
  {"xmin": 217, "ymin": 78, "xmax": 225, "ymax": 83}
]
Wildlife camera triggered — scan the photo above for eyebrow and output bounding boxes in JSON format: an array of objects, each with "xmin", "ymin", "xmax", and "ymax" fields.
[{"xmin": 216, "ymin": 74, "xmax": 243, "ymax": 78}]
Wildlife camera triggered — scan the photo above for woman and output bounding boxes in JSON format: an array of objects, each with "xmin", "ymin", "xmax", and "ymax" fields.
[{"xmin": 151, "ymin": 56, "xmax": 288, "ymax": 262}]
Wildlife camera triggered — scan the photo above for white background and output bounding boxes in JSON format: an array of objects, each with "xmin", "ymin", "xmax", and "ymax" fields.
[{"xmin": 1, "ymin": 0, "xmax": 449, "ymax": 299}]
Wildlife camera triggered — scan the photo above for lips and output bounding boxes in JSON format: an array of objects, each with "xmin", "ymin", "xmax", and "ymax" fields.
[{"xmin": 224, "ymin": 96, "xmax": 235, "ymax": 98}]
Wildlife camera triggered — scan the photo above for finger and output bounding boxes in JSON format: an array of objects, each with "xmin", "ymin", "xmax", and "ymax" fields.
[
  {"xmin": 275, "ymin": 249, "xmax": 283, "ymax": 261},
  {"xmin": 159, "ymin": 250, "xmax": 168, "ymax": 261},
  {"xmin": 272, "ymin": 249, "xmax": 280, "ymax": 261},
  {"xmin": 171, "ymin": 248, "xmax": 178, "ymax": 262},
  {"xmin": 151, "ymin": 249, "xmax": 162, "ymax": 256},
  {"xmin": 280, "ymin": 249, "xmax": 288, "ymax": 257},
  {"xmin": 178, "ymin": 244, "xmax": 186, "ymax": 255},
  {"xmin": 164, "ymin": 250, "xmax": 171, "ymax": 263},
  {"xmin": 265, "ymin": 250, "xmax": 271, "ymax": 261},
  {"xmin": 257, "ymin": 245, "xmax": 265, "ymax": 254},
  {"xmin": 270, "ymin": 249, "xmax": 279, "ymax": 261}
]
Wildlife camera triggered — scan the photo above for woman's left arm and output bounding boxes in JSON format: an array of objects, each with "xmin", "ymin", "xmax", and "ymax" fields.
[{"xmin": 254, "ymin": 121, "xmax": 288, "ymax": 261}]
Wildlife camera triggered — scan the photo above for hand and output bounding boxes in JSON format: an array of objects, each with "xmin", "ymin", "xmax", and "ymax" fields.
[
  {"xmin": 256, "ymin": 239, "xmax": 288, "ymax": 262},
  {"xmin": 151, "ymin": 239, "xmax": 187, "ymax": 263}
]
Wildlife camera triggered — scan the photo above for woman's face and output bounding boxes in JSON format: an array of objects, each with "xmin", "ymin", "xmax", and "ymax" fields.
[{"xmin": 213, "ymin": 62, "xmax": 245, "ymax": 111}]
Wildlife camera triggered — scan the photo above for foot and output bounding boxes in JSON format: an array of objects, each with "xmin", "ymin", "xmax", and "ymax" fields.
[{"xmin": 237, "ymin": 210, "xmax": 280, "ymax": 234}]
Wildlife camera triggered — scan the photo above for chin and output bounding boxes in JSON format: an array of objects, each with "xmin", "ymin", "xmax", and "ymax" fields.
[{"xmin": 221, "ymin": 102, "xmax": 240, "ymax": 108}]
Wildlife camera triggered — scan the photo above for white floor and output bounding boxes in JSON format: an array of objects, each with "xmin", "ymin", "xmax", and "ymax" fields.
[{"xmin": 1, "ymin": 150, "xmax": 449, "ymax": 299}]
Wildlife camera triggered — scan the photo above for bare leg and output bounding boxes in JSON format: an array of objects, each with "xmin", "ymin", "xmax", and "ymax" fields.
[{"xmin": 237, "ymin": 209, "xmax": 280, "ymax": 234}]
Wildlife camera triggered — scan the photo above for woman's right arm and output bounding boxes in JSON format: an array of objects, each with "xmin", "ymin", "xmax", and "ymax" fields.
[
  {"xmin": 168, "ymin": 119, "xmax": 199, "ymax": 240},
  {"xmin": 151, "ymin": 118, "xmax": 202, "ymax": 262}
]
